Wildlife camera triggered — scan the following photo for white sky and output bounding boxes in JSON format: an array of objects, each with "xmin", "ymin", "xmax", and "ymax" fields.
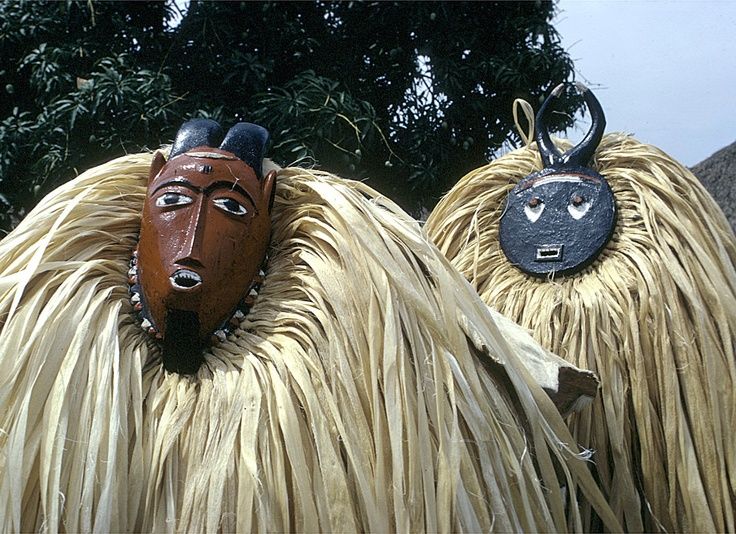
[{"xmin": 554, "ymin": 0, "xmax": 736, "ymax": 166}]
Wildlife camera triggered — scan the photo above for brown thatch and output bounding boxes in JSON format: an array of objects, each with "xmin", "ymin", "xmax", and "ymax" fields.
[
  {"xmin": 0, "ymin": 153, "xmax": 619, "ymax": 532},
  {"xmin": 691, "ymin": 140, "xmax": 736, "ymax": 232},
  {"xmin": 425, "ymin": 133, "xmax": 736, "ymax": 532}
]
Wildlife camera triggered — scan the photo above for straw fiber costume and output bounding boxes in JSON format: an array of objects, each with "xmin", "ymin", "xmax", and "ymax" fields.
[
  {"xmin": 0, "ymin": 120, "xmax": 620, "ymax": 532},
  {"xmin": 425, "ymin": 84, "xmax": 736, "ymax": 532}
]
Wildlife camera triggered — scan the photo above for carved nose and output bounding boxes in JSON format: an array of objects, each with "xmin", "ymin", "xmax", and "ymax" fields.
[
  {"xmin": 178, "ymin": 198, "xmax": 207, "ymax": 264},
  {"xmin": 536, "ymin": 245, "xmax": 564, "ymax": 262}
]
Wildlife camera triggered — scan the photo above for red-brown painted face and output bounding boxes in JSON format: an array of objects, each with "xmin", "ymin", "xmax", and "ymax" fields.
[{"xmin": 137, "ymin": 147, "xmax": 276, "ymax": 343}]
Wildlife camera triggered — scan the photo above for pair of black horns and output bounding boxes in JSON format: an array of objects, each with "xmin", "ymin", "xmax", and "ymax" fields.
[
  {"xmin": 169, "ymin": 119, "xmax": 269, "ymax": 179},
  {"xmin": 536, "ymin": 82, "xmax": 606, "ymax": 169}
]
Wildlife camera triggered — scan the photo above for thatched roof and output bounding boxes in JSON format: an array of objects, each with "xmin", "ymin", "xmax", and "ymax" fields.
[{"xmin": 691, "ymin": 141, "xmax": 736, "ymax": 231}]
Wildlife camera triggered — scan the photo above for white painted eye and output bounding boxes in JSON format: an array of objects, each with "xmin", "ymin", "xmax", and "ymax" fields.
[
  {"xmin": 155, "ymin": 192, "xmax": 193, "ymax": 207},
  {"xmin": 524, "ymin": 198, "xmax": 544, "ymax": 223},
  {"xmin": 567, "ymin": 195, "xmax": 591, "ymax": 220},
  {"xmin": 213, "ymin": 197, "xmax": 248, "ymax": 216}
]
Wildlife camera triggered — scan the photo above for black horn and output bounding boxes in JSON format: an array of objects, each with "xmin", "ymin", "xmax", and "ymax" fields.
[
  {"xmin": 564, "ymin": 82, "xmax": 606, "ymax": 167},
  {"xmin": 535, "ymin": 83, "xmax": 606, "ymax": 169},
  {"xmin": 170, "ymin": 119, "xmax": 224, "ymax": 159},
  {"xmin": 219, "ymin": 123, "xmax": 270, "ymax": 179}
]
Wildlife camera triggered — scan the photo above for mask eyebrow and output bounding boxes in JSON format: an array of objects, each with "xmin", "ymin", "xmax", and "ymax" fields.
[
  {"xmin": 152, "ymin": 178, "xmax": 201, "ymax": 194},
  {"xmin": 204, "ymin": 180, "xmax": 256, "ymax": 206}
]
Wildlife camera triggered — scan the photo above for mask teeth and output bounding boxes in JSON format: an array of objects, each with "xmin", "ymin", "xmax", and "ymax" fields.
[
  {"xmin": 234, "ymin": 309, "xmax": 245, "ymax": 321},
  {"xmin": 141, "ymin": 318, "xmax": 152, "ymax": 330},
  {"xmin": 131, "ymin": 293, "xmax": 140, "ymax": 304}
]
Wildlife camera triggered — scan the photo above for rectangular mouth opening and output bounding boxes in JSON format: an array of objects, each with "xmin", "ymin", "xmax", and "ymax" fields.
[{"xmin": 536, "ymin": 245, "xmax": 564, "ymax": 262}]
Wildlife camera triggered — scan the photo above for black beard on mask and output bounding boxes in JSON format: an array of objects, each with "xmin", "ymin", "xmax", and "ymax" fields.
[{"xmin": 162, "ymin": 309, "xmax": 205, "ymax": 374}]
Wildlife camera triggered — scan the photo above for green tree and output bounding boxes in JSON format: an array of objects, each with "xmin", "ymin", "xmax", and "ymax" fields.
[{"xmin": 0, "ymin": 0, "xmax": 580, "ymax": 231}]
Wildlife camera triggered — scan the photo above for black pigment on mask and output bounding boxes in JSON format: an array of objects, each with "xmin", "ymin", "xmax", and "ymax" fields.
[{"xmin": 162, "ymin": 310, "xmax": 205, "ymax": 374}]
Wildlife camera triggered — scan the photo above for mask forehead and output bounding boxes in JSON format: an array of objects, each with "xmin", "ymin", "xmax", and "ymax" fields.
[{"xmin": 514, "ymin": 174, "xmax": 603, "ymax": 205}]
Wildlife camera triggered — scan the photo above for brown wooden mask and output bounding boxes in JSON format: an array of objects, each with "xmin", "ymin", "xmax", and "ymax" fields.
[{"xmin": 133, "ymin": 120, "xmax": 276, "ymax": 374}]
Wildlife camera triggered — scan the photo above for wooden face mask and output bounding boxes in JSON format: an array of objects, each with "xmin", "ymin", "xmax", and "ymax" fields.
[
  {"xmin": 132, "ymin": 120, "xmax": 276, "ymax": 374},
  {"xmin": 499, "ymin": 83, "xmax": 616, "ymax": 278}
]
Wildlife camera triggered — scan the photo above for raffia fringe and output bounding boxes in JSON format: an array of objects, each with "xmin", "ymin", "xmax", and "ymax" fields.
[
  {"xmin": 425, "ymin": 133, "xmax": 736, "ymax": 532},
  {"xmin": 0, "ymin": 153, "xmax": 620, "ymax": 532}
]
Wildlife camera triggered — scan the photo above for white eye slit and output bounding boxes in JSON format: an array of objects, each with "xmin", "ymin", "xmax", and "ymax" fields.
[
  {"xmin": 155, "ymin": 192, "xmax": 193, "ymax": 207},
  {"xmin": 524, "ymin": 202, "xmax": 544, "ymax": 223},
  {"xmin": 213, "ymin": 198, "xmax": 247, "ymax": 216},
  {"xmin": 567, "ymin": 200, "xmax": 592, "ymax": 220}
]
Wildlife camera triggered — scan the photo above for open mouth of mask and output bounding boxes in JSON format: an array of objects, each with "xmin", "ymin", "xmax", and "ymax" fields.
[{"xmin": 170, "ymin": 269, "xmax": 202, "ymax": 289}]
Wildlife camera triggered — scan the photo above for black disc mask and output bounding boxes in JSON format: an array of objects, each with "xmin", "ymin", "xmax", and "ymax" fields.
[{"xmin": 499, "ymin": 83, "xmax": 616, "ymax": 278}]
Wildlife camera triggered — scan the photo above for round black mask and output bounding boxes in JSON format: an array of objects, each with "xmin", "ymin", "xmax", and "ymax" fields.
[{"xmin": 499, "ymin": 83, "xmax": 616, "ymax": 278}]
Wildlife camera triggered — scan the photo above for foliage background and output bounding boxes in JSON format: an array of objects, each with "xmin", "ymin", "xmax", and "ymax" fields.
[{"xmin": 0, "ymin": 0, "xmax": 581, "ymax": 230}]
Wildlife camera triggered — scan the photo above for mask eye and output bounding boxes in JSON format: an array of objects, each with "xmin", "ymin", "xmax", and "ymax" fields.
[
  {"xmin": 568, "ymin": 194, "xmax": 591, "ymax": 220},
  {"xmin": 213, "ymin": 197, "xmax": 248, "ymax": 216},
  {"xmin": 524, "ymin": 197, "xmax": 544, "ymax": 223},
  {"xmin": 155, "ymin": 192, "xmax": 193, "ymax": 207}
]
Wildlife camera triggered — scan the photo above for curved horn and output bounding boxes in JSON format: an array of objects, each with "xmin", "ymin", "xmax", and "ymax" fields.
[
  {"xmin": 170, "ymin": 119, "xmax": 224, "ymax": 159},
  {"xmin": 534, "ymin": 83, "xmax": 566, "ymax": 167},
  {"xmin": 562, "ymin": 82, "xmax": 606, "ymax": 166},
  {"xmin": 219, "ymin": 123, "xmax": 270, "ymax": 179}
]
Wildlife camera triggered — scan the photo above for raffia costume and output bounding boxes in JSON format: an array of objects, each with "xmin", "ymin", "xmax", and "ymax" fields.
[
  {"xmin": 426, "ymin": 124, "xmax": 736, "ymax": 531},
  {"xmin": 0, "ymin": 151, "xmax": 621, "ymax": 532}
]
